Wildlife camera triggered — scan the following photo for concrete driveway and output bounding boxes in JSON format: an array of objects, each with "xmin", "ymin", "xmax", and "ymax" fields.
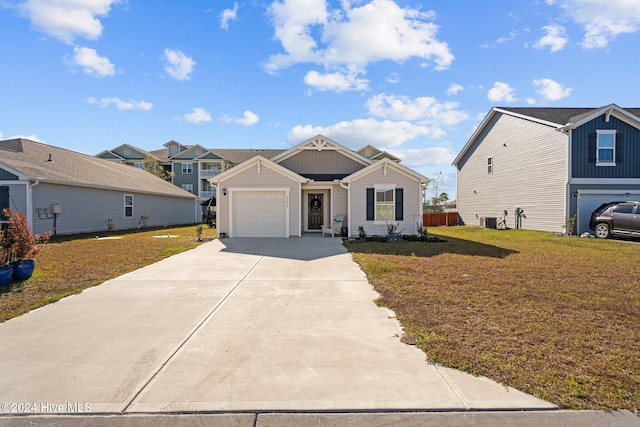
[{"xmin": 0, "ymin": 236, "xmax": 555, "ymax": 414}]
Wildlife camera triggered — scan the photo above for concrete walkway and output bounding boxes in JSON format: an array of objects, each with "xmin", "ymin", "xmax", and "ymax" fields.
[{"xmin": 0, "ymin": 236, "xmax": 637, "ymax": 426}]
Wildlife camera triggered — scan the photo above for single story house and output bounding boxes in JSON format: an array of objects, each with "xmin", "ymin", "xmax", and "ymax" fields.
[
  {"xmin": 0, "ymin": 138, "xmax": 199, "ymax": 235},
  {"xmin": 453, "ymin": 104, "xmax": 640, "ymax": 234},
  {"xmin": 210, "ymin": 135, "xmax": 429, "ymax": 238}
]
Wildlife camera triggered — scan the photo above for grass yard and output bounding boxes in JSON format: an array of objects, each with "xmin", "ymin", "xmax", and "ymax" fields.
[
  {"xmin": 345, "ymin": 226, "xmax": 640, "ymax": 412},
  {"xmin": 0, "ymin": 225, "xmax": 209, "ymax": 322}
]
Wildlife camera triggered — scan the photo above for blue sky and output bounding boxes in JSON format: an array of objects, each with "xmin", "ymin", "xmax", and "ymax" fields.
[{"xmin": 2, "ymin": 0, "xmax": 640, "ymax": 200}]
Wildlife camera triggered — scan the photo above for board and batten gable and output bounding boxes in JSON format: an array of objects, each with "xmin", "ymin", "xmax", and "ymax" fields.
[
  {"xmin": 456, "ymin": 111, "xmax": 568, "ymax": 233},
  {"xmin": 571, "ymin": 115, "xmax": 640, "ymax": 179},
  {"xmin": 215, "ymin": 161, "xmax": 303, "ymax": 237},
  {"xmin": 277, "ymin": 150, "xmax": 366, "ymax": 177},
  {"xmin": 29, "ymin": 183, "xmax": 196, "ymax": 235},
  {"xmin": 348, "ymin": 165, "xmax": 424, "ymax": 237}
]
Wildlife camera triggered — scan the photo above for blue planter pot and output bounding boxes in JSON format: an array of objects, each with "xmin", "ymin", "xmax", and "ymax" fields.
[
  {"xmin": 0, "ymin": 265, "xmax": 12, "ymax": 286},
  {"xmin": 12, "ymin": 259, "xmax": 35, "ymax": 281}
]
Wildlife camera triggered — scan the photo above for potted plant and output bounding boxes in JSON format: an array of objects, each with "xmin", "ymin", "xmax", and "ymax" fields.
[
  {"xmin": 0, "ymin": 244, "xmax": 11, "ymax": 286},
  {"xmin": 386, "ymin": 222, "xmax": 404, "ymax": 242},
  {"xmin": 2, "ymin": 208, "xmax": 51, "ymax": 281}
]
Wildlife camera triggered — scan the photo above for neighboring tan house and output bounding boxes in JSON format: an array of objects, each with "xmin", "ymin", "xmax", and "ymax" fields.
[
  {"xmin": 210, "ymin": 135, "xmax": 429, "ymax": 238},
  {"xmin": 453, "ymin": 104, "xmax": 640, "ymax": 234},
  {"xmin": 1, "ymin": 138, "xmax": 198, "ymax": 235}
]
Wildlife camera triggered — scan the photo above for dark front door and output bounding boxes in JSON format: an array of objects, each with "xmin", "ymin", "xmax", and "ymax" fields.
[{"xmin": 308, "ymin": 194, "xmax": 323, "ymax": 230}]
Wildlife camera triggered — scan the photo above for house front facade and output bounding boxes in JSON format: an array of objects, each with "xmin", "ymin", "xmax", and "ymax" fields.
[
  {"xmin": 211, "ymin": 135, "xmax": 428, "ymax": 238},
  {"xmin": 453, "ymin": 104, "xmax": 640, "ymax": 234}
]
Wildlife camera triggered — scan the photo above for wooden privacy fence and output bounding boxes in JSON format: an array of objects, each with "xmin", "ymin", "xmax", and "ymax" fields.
[{"xmin": 423, "ymin": 212, "xmax": 459, "ymax": 227}]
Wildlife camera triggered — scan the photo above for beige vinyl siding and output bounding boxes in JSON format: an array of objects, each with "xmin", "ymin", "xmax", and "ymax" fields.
[
  {"xmin": 30, "ymin": 183, "xmax": 196, "ymax": 235},
  {"xmin": 216, "ymin": 163, "xmax": 301, "ymax": 237},
  {"xmin": 349, "ymin": 168, "xmax": 423, "ymax": 237},
  {"xmin": 456, "ymin": 112, "xmax": 568, "ymax": 233},
  {"xmin": 278, "ymin": 150, "xmax": 366, "ymax": 176}
]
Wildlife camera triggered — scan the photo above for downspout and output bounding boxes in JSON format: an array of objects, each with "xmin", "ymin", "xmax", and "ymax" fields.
[
  {"xmin": 340, "ymin": 181, "xmax": 350, "ymax": 237},
  {"xmin": 558, "ymin": 125, "xmax": 573, "ymax": 226},
  {"xmin": 28, "ymin": 179, "xmax": 40, "ymax": 231}
]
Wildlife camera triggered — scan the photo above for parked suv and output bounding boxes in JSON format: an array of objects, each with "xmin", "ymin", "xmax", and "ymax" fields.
[{"xmin": 589, "ymin": 201, "xmax": 640, "ymax": 238}]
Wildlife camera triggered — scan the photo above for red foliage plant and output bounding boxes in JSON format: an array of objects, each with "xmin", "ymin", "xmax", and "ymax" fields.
[{"xmin": 2, "ymin": 208, "xmax": 51, "ymax": 261}]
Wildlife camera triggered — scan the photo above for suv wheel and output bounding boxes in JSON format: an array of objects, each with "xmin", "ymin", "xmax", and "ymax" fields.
[{"xmin": 594, "ymin": 223, "xmax": 611, "ymax": 239}]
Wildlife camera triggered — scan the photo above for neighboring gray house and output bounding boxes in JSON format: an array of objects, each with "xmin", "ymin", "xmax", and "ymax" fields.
[
  {"xmin": 211, "ymin": 135, "xmax": 429, "ymax": 238},
  {"xmin": 1, "ymin": 138, "xmax": 198, "ymax": 235},
  {"xmin": 453, "ymin": 104, "xmax": 640, "ymax": 234}
]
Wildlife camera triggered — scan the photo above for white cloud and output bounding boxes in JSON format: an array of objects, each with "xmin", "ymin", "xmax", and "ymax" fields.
[
  {"xmin": 495, "ymin": 30, "xmax": 518, "ymax": 44},
  {"xmin": 4, "ymin": 133, "xmax": 42, "ymax": 142},
  {"xmin": 487, "ymin": 82, "xmax": 517, "ymax": 103},
  {"xmin": 366, "ymin": 94, "xmax": 468, "ymax": 126},
  {"xmin": 183, "ymin": 108, "xmax": 212, "ymax": 123},
  {"xmin": 87, "ymin": 97, "xmax": 153, "ymax": 111},
  {"xmin": 552, "ymin": 0, "xmax": 640, "ymax": 48},
  {"xmin": 164, "ymin": 48, "xmax": 196, "ymax": 81},
  {"xmin": 13, "ymin": 0, "xmax": 120, "ymax": 44},
  {"xmin": 220, "ymin": 2, "xmax": 238, "ymax": 30},
  {"xmin": 303, "ymin": 70, "xmax": 369, "ymax": 92},
  {"xmin": 386, "ymin": 72, "xmax": 400, "ymax": 84},
  {"xmin": 387, "ymin": 147, "xmax": 457, "ymax": 167},
  {"xmin": 534, "ymin": 24, "xmax": 568, "ymax": 52},
  {"xmin": 288, "ymin": 118, "xmax": 444, "ymax": 149},
  {"xmin": 532, "ymin": 78, "xmax": 572, "ymax": 101},
  {"xmin": 234, "ymin": 110, "xmax": 260, "ymax": 126},
  {"xmin": 66, "ymin": 46, "xmax": 115, "ymax": 77},
  {"xmin": 266, "ymin": 0, "xmax": 454, "ymax": 91},
  {"xmin": 446, "ymin": 83, "xmax": 464, "ymax": 96}
]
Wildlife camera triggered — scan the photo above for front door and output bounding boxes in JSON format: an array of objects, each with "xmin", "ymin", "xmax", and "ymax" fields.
[{"xmin": 308, "ymin": 194, "xmax": 323, "ymax": 230}]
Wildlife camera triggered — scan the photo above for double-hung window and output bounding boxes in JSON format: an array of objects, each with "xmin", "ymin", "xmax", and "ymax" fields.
[
  {"xmin": 124, "ymin": 194, "xmax": 133, "ymax": 218},
  {"xmin": 366, "ymin": 187, "xmax": 404, "ymax": 222},
  {"xmin": 487, "ymin": 156, "xmax": 493, "ymax": 174},
  {"xmin": 596, "ymin": 130, "xmax": 616, "ymax": 166},
  {"xmin": 182, "ymin": 162, "xmax": 193, "ymax": 174},
  {"xmin": 182, "ymin": 184, "xmax": 194, "ymax": 194},
  {"xmin": 375, "ymin": 188, "xmax": 394, "ymax": 221}
]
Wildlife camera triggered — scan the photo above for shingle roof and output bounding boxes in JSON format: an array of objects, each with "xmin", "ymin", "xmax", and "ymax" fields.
[
  {"xmin": 498, "ymin": 107, "xmax": 640, "ymax": 125},
  {"xmin": 0, "ymin": 139, "xmax": 196, "ymax": 199},
  {"xmin": 208, "ymin": 149, "xmax": 287, "ymax": 164}
]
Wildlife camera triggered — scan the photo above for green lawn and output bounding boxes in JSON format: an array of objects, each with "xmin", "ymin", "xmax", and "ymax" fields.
[
  {"xmin": 0, "ymin": 225, "xmax": 209, "ymax": 322},
  {"xmin": 345, "ymin": 226, "xmax": 640, "ymax": 412}
]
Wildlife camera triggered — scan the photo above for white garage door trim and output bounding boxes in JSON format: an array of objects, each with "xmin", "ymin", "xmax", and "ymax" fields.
[
  {"xmin": 576, "ymin": 190, "xmax": 640, "ymax": 235},
  {"xmin": 229, "ymin": 188, "xmax": 290, "ymax": 238}
]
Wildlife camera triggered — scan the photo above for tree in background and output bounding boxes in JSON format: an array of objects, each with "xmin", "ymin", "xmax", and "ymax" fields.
[
  {"xmin": 424, "ymin": 171, "xmax": 449, "ymax": 213},
  {"xmin": 143, "ymin": 156, "xmax": 174, "ymax": 181}
]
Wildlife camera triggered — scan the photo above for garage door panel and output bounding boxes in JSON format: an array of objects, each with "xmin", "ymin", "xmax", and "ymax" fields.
[{"xmin": 233, "ymin": 191, "xmax": 287, "ymax": 237}]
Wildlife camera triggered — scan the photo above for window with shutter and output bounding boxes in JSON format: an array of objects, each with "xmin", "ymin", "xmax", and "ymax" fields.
[{"xmin": 596, "ymin": 130, "xmax": 616, "ymax": 166}]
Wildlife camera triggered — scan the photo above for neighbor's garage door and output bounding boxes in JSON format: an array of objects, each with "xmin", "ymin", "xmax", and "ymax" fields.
[
  {"xmin": 577, "ymin": 193, "xmax": 640, "ymax": 235},
  {"xmin": 232, "ymin": 191, "xmax": 287, "ymax": 237}
]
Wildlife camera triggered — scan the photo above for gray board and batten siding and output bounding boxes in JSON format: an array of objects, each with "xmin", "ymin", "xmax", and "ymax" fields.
[
  {"xmin": 277, "ymin": 150, "xmax": 367, "ymax": 179},
  {"xmin": 571, "ymin": 115, "xmax": 640, "ymax": 179},
  {"xmin": 455, "ymin": 110, "xmax": 568, "ymax": 234}
]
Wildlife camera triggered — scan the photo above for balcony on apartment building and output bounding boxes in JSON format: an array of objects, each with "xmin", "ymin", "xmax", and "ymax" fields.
[{"xmin": 199, "ymin": 164, "xmax": 222, "ymax": 179}]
